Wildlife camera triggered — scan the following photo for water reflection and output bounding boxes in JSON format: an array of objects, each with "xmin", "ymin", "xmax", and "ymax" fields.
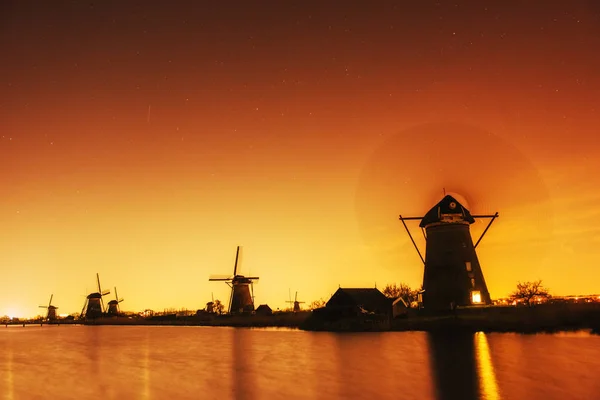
[
  {"xmin": 142, "ymin": 330, "xmax": 151, "ymax": 400},
  {"xmin": 428, "ymin": 332, "xmax": 479, "ymax": 400},
  {"xmin": 428, "ymin": 332, "xmax": 501, "ymax": 400},
  {"xmin": 232, "ymin": 328, "xmax": 256, "ymax": 400},
  {"xmin": 4, "ymin": 344, "xmax": 14, "ymax": 400},
  {"xmin": 2, "ymin": 327, "xmax": 599, "ymax": 399},
  {"xmin": 85, "ymin": 327, "xmax": 103, "ymax": 394},
  {"xmin": 475, "ymin": 332, "xmax": 501, "ymax": 400}
]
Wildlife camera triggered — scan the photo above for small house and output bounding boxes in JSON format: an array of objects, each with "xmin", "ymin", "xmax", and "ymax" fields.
[
  {"xmin": 326, "ymin": 288, "xmax": 392, "ymax": 317},
  {"xmin": 392, "ymin": 297, "xmax": 408, "ymax": 318},
  {"xmin": 255, "ymin": 304, "xmax": 273, "ymax": 316}
]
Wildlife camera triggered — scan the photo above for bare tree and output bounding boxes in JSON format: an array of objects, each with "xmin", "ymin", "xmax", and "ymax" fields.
[
  {"xmin": 510, "ymin": 280, "xmax": 550, "ymax": 306},
  {"xmin": 309, "ymin": 298, "xmax": 326, "ymax": 310},
  {"xmin": 213, "ymin": 299, "xmax": 225, "ymax": 315},
  {"xmin": 382, "ymin": 283, "xmax": 419, "ymax": 308}
]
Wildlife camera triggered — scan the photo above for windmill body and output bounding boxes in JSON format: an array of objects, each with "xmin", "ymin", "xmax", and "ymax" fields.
[
  {"xmin": 84, "ymin": 293, "xmax": 104, "ymax": 319},
  {"xmin": 39, "ymin": 294, "xmax": 58, "ymax": 321},
  {"xmin": 286, "ymin": 291, "xmax": 305, "ymax": 312},
  {"xmin": 400, "ymin": 195, "xmax": 498, "ymax": 311},
  {"xmin": 229, "ymin": 276, "xmax": 255, "ymax": 314},
  {"xmin": 209, "ymin": 246, "xmax": 259, "ymax": 314},
  {"xmin": 81, "ymin": 273, "xmax": 111, "ymax": 319},
  {"xmin": 107, "ymin": 287, "xmax": 124, "ymax": 316}
]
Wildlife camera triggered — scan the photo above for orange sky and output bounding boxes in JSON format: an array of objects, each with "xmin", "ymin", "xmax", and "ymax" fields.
[{"xmin": 1, "ymin": 2, "xmax": 599, "ymax": 317}]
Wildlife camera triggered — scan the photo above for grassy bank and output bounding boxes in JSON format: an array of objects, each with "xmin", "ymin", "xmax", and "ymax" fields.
[
  {"xmin": 7, "ymin": 304, "xmax": 599, "ymax": 334},
  {"xmin": 77, "ymin": 311, "xmax": 312, "ymax": 328},
  {"xmin": 301, "ymin": 303, "xmax": 600, "ymax": 334}
]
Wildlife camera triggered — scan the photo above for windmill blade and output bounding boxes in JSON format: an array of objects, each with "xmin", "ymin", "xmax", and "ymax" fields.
[
  {"xmin": 245, "ymin": 277, "xmax": 260, "ymax": 280},
  {"xmin": 96, "ymin": 273, "xmax": 102, "ymax": 293},
  {"xmin": 101, "ymin": 290, "xmax": 111, "ymax": 296},
  {"xmin": 233, "ymin": 246, "xmax": 241, "ymax": 276},
  {"xmin": 289, "ymin": 288, "xmax": 292, "ymax": 304},
  {"xmin": 39, "ymin": 305, "xmax": 48, "ymax": 308},
  {"xmin": 48, "ymin": 294, "xmax": 53, "ymax": 308},
  {"xmin": 228, "ymin": 284, "xmax": 234, "ymax": 314},
  {"xmin": 81, "ymin": 299, "xmax": 88, "ymax": 316},
  {"xmin": 209, "ymin": 274, "xmax": 233, "ymax": 281},
  {"xmin": 295, "ymin": 291, "xmax": 298, "ymax": 302},
  {"xmin": 251, "ymin": 281, "xmax": 255, "ymax": 305},
  {"xmin": 114, "ymin": 287, "xmax": 119, "ymax": 302}
]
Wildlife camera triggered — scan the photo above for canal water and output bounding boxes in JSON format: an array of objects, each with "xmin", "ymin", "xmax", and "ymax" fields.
[{"xmin": 1, "ymin": 326, "xmax": 598, "ymax": 399}]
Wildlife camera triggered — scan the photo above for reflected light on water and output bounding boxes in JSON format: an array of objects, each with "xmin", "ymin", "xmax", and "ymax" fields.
[
  {"xmin": 4, "ymin": 345, "xmax": 13, "ymax": 400},
  {"xmin": 142, "ymin": 332, "xmax": 150, "ymax": 400},
  {"xmin": 475, "ymin": 332, "xmax": 501, "ymax": 400}
]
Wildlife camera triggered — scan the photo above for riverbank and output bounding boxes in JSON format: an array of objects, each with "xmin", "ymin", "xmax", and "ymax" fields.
[
  {"xmin": 5, "ymin": 303, "xmax": 599, "ymax": 334},
  {"xmin": 78, "ymin": 311, "xmax": 311, "ymax": 327},
  {"xmin": 300, "ymin": 302, "xmax": 600, "ymax": 334}
]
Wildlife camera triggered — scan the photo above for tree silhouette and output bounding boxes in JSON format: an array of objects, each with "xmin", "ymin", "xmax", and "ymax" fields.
[
  {"xmin": 309, "ymin": 298, "xmax": 326, "ymax": 310},
  {"xmin": 382, "ymin": 283, "xmax": 419, "ymax": 308},
  {"xmin": 510, "ymin": 280, "xmax": 550, "ymax": 306},
  {"xmin": 213, "ymin": 299, "xmax": 225, "ymax": 314}
]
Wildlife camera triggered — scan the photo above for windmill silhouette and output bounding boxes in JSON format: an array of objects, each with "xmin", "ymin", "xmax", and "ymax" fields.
[
  {"xmin": 286, "ymin": 290, "xmax": 305, "ymax": 312},
  {"xmin": 399, "ymin": 194, "xmax": 498, "ymax": 310},
  {"xmin": 81, "ymin": 273, "xmax": 111, "ymax": 319},
  {"xmin": 209, "ymin": 246, "xmax": 259, "ymax": 314},
  {"xmin": 39, "ymin": 294, "xmax": 58, "ymax": 321},
  {"xmin": 107, "ymin": 287, "xmax": 124, "ymax": 316}
]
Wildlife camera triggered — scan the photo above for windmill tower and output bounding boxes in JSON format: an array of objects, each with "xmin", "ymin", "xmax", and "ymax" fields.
[
  {"xmin": 39, "ymin": 294, "xmax": 58, "ymax": 321},
  {"xmin": 107, "ymin": 287, "xmax": 124, "ymax": 316},
  {"xmin": 286, "ymin": 290, "xmax": 305, "ymax": 312},
  {"xmin": 81, "ymin": 273, "xmax": 111, "ymax": 319},
  {"xmin": 209, "ymin": 246, "xmax": 259, "ymax": 314},
  {"xmin": 399, "ymin": 194, "xmax": 498, "ymax": 311}
]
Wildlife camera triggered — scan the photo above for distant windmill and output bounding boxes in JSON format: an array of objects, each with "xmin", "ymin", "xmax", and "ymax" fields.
[
  {"xmin": 39, "ymin": 294, "xmax": 58, "ymax": 321},
  {"xmin": 81, "ymin": 273, "xmax": 111, "ymax": 319},
  {"xmin": 399, "ymin": 194, "xmax": 499, "ymax": 310},
  {"xmin": 206, "ymin": 292, "xmax": 215, "ymax": 314},
  {"xmin": 209, "ymin": 246, "xmax": 259, "ymax": 314},
  {"xmin": 286, "ymin": 290, "xmax": 305, "ymax": 313},
  {"xmin": 107, "ymin": 287, "xmax": 124, "ymax": 316}
]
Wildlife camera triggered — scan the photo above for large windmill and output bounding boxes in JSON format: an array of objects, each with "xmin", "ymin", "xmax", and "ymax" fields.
[
  {"xmin": 81, "ymin": 273, "xmax": 111, "ymax": 319},
  {"xmin": 286, "ymin": 290, "xmax": 305, "ymax": 312},
  {"xmin": 399, "ymin": 194, "xmax": 499, "ymax": 311},
  {"xmin": 39, "ymin": 294, "xmax": 58, "ymax": 321},
  {"xmin": 209, "ymin": 246, "xmax": 259, "ymax": 314},
  {"xmin": 107, "ymin": 287, "xmax": 124, "ymax": 316}
]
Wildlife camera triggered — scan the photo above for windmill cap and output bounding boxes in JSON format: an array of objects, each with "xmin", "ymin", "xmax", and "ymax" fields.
[{"xmin": 419, "ymin": 195, "xmax": 475, "ymax": 228}]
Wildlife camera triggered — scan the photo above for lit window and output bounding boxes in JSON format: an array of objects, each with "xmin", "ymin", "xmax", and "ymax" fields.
[
  {"xmin": 471, "ymin": 290, "xmax": 482, "ymax": 304},
  {"xmin": 465, "ymin": 261, "xmax": 472, "ymax": 272},
  {"xmin": 471, "ymin": 278, "xmax": 475, "ymax": 287}
]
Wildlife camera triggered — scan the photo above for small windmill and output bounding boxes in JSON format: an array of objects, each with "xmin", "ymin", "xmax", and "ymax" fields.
[
  {"xmin": 81, "ymin": 273, "xmax": 111, "ymax": 319},
  {"xmin": 107, "ymin": 287, "xmax": 124, "ymax": 316},
  {"xmin": 209, "ymin": 246, "xmax": 259, "ymax": 314},
  {"xmin": 286, "ymin": 290, "xmax": 305, "ymax": 313},
  {"xmin": 206, "ymin": 292, "xmax": 215, "ymax": 314},
  {"xmin": 39, "ymin": 294, "xmax": 58, "ymax": 321}
]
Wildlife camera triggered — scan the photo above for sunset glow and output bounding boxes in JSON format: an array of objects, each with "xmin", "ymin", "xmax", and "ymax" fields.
[{"xmin": 1, "ymin": 2, "xmax": 599, "ymax": 317}]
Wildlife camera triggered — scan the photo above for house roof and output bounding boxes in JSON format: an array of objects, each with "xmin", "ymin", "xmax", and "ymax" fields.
[
  {"xmin": 327, "ymin": 288, "xmax": 391, "ymax": 312},
  {"xmin": 255, "ymin": 304, "xmax": 272, "ymax": 311},
  {"xmin": 419, "ymin": 195, "xmax": 475, "ymax": 228}
]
